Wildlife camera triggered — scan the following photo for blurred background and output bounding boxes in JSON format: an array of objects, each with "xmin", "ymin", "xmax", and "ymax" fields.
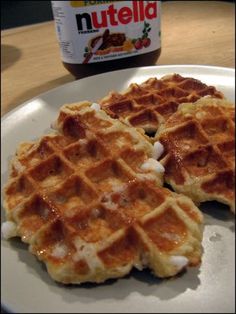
[
  {"xmin": 1, "ymin": 1, "xmax": 53, "ymax": 29},
  {"xmin": 1, "ymin": 0, "xmax": 234, "ymax": 30}
]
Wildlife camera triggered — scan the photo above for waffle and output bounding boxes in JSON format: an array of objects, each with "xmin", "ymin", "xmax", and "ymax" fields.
[
  {"xmin": 3, "ymin": 101, "xmax": 203, "ymax": 284},
  {"xmin": 99, "ymin": 74, "xmax": 224, "ymax": 136},
  {"xmin": 157, "ymin": 97, "xmax": 235, "ymax": 213}
]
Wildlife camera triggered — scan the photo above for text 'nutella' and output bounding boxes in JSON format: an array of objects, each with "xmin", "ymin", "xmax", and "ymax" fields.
[{"xmin": 51, "ymin": 1, "xmax": 161, "ymax": 79}]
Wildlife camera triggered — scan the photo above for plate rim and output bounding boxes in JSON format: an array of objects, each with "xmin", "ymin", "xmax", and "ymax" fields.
[{"xmin": 1, "ymin": 64, "xmax": 235, "ymax": 314}]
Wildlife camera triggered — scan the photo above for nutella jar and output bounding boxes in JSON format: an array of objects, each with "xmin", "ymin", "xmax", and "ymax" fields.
[{"xmin": 51, "ymin": 1, "xmax": 161, "ymax": 79}]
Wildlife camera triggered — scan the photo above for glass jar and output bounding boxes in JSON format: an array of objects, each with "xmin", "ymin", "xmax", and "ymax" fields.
[{"xmin": 51, "ymin": 1, "xmax": 161, "ymax": 79}]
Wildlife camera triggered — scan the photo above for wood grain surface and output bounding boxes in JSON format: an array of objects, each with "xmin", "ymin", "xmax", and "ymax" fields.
[{"xmin": 1, "ymin": 1, "xmax": 235, "ymax": 116}]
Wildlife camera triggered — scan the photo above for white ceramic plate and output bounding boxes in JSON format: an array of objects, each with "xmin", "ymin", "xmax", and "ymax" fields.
[{"xmin": 1, "ymin": 65, "xmax": 235, "ymax": 313}]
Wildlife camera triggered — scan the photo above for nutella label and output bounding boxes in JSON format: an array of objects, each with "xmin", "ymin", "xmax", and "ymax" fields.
[{"xmin": 51, "ymin": 1, "xmax": 161, "ymax": 64}]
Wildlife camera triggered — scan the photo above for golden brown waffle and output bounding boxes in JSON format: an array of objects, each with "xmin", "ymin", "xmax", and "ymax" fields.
[
  {"xmin": 3, "ymin": 102, "xmax": 203, "ymax": 284},
  {"xmin": 157, "ymin": 97, "xmax": 235, "ymax": 213},
  {"xmin": 99, "ymin": 74, "xmax": 224, "ymax": 135}
]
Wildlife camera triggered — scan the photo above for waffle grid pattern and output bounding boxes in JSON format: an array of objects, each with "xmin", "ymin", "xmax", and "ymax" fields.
[
  {"xmin": 4, "ymin": 102, "xmax": 203, "ymax": 284},
  {"xmin": 99, "ymin": 74, "xmax": 223, "ymax": 135},
  {"xmin": 157, "ymin": 98, "xmax": 235, "ymax": 212}
]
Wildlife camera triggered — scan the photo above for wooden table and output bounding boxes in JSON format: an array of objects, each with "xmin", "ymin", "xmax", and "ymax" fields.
[{"xmin": 1, "ymin": 1, "xmax": 235, "ymax": 116}]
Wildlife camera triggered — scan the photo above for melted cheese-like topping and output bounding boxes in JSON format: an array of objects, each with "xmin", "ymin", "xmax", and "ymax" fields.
[
  {"xmin": 170, "ymin": 255, "xmax": 188, "ymax": 270},
  {"xmin": 73, "ymin": 238, "xmax": 104, "ymax": 271},
  {"xmin": 102, "ymin": 195, "xmax": 118, "ymax": 211},
  {"xmin": 51, "ymin": 243, "xmax": 68, "ymax": 259},
  {"xmin": 1, "ymin": 221, "xmax": 17, "ymax": 239},
  {"xmin": 152, "ymin": 141, "xmax": 164, "ymax": 160},
  {"xmin": 90, "ymin": 103, "xmax": 101, "ymax": 111},
  {"xmin": 141, "ymin": 158, "xmax": 165, "ymax": 174}
]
